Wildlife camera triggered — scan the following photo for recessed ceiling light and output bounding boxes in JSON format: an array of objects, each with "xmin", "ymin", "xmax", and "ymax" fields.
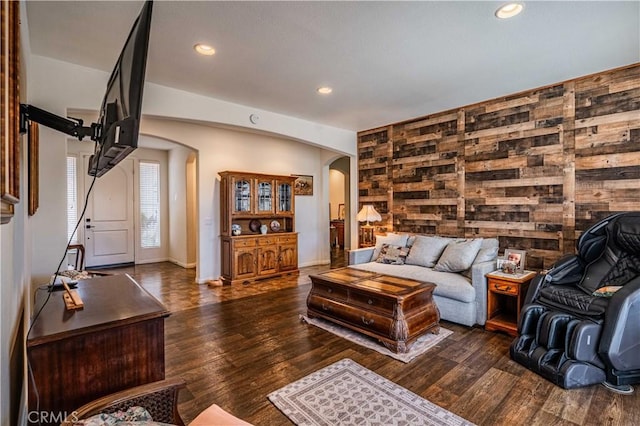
[
  {"xmin": 194, "ymin": 43, "xmax": 216, "ymax": 56},
  {"xmin": 495, "ymin": 2, "xmax": 524, "ymax": 19},
  {"xmin": 317, "ymin": 86, "xmax": 333, "ymax": 95}
]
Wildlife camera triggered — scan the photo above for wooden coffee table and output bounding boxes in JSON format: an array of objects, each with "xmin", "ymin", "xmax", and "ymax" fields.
[{"xmin": 307, "ymin": 268, "xmax": 440, "ymax": 353}]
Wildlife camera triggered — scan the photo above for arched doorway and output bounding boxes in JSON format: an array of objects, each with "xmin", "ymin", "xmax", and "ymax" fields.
[{"xmin": 329, "ymin": 156, "xmax": 350, "ymax": 267}]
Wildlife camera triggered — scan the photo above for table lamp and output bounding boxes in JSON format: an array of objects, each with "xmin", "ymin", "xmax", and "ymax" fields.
[{"xmin": 356, "ymin": 204, "xmax": 381, "ymax": 247}]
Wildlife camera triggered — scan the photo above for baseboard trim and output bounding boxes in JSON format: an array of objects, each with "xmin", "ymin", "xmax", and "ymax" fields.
[
  {"xmin": 135, "ymin": 257, "xmax": 170, "ymax": 265},
  {"xmin": 168, "ymin": 259, "xmax": 196, "ymax": 269},
  {"xmin": 299, "ymin": 259, "xmax": 331, "ymax": 268}
]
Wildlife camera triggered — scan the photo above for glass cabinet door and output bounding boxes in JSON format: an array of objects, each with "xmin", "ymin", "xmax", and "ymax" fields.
[
  {"xmin": 257, "ymin": 180, "xmax": 273, "ymax": 213},
  {"xmin": 277, "ymin": 182, "xmax": 292, "ymax": 213},
  {"xmin": 233, "ymin": 179, "xmax": 251, "ymax": 213}
]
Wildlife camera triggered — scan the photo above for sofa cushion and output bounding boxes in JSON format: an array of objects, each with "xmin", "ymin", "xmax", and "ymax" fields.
[
  {"xmin": 475, "ymin": 238, "xmax": 499, "ymax": 263},
  {"xmin": 372, "ymin": 233, "xmax": 409, "ymax": 260},
  {"xmin": 348, "ymin": 263, "xmax": 476, "ymax": 303},
  {"xmin": 406, "ymin": 236, "xmax": 452, "ymax": 268},
  {"xmin": 434, "ymin": 239, "xmax": 483, "ymax": 273},
  {"xmin": 375, "ymin": 244, "xmax": 410, "ymax": 265},
  {"xmin": 462, "ymin": 238, "xmax": 499, "ymax": 278}
]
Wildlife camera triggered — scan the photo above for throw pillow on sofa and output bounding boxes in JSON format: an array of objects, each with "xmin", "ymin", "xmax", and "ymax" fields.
[
  {"xmin": 406, "ymin": 236, "xmax": 451, "ymax": 268},
  {"xmin": 434, "ymin": 238, "xmax": 483, "ymax": 273},
  {"xmin": 462, "ymin": 238, "xmax": 499, "ymax": 279},
  {"xmin": 372, "ymin": 233, "xmax": 409, "ymax": 260},
  {"xmin": 376, "ymin": 244, "xmax": 410, "ymax": 265}
]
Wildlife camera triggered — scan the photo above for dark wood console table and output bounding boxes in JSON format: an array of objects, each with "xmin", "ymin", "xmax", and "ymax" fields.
[{"xmin": 27, "ymin": 274, "xmax": 169, "ymax": 425}]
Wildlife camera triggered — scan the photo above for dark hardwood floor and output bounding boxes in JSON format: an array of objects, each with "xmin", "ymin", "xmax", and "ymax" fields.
[{"xmin": 104, "ymin": 251, "xmax": 639, "ymax": 425}]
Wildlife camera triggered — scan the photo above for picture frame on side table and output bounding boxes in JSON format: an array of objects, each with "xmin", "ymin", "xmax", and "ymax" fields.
[
  {"xmin": 293, "ymin": 174, "xmax": 313, "ymax": 196},
  {"xmin": 504, "ymin": 249, "xmax": 526, "ymax": 273}
]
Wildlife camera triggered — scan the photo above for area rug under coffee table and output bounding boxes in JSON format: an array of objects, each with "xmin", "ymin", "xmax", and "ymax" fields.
[
  {"xmin": 300, "ymin": 314, "xmax": 452, "ymax": 363},
  {"xmin": 268, "ymin": 358, "xmax": 474, "ymax": 426}
]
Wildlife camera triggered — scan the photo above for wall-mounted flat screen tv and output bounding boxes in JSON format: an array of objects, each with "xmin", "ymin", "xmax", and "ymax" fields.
[
  {"xmin": 88, "ymin": 0, "xmax": 153, "ymax": 177},
  {"xmin": 20, "ymin": 0, "xmax": 153, "ymax": 178}
]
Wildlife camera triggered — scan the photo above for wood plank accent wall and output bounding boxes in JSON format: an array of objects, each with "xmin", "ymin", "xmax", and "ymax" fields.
[{"xmin": 357, "ymin": 64, "xmax": 640, "ymax": 270}]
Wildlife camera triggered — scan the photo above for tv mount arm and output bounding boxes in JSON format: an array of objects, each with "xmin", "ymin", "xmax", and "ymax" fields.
[{"xmin": 19, "ymin": 104, "xmax": 102, "ymax": 142}]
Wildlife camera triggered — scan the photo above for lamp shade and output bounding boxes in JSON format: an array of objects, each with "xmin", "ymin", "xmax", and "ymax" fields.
[{"xmin": 356, "ymin": 204, "xmax": 382, "ymax": 224}]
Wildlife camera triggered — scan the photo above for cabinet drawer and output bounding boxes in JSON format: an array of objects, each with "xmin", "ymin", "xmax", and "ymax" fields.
[
  {"xmin": 258, "ymin": 236, "xmax": 278, "ymax": 246},
  {"xmin": 278, "ymin": 235, "xmax": 297, "ymax": 245},
  {"xmin": 307, "ymin": 296, "xmax": 393, "ymax": 339},
  {"xmin": 489, "ymin": 280, "xmax": 519, "ymax": 295},
  {"xmin": 349, "ymin": 290, "xmax": 395, "ymax": 314},
  {"xmin": 339, "ymin": 303, "xmax": 394, "ymax": 338},
  {"xmin": 233, "ymin": 238, "xmax": 257, "ymax": 248},
  {"xmin": 311, "ymin": 283, "xmax": 348, "ymax": 301}
]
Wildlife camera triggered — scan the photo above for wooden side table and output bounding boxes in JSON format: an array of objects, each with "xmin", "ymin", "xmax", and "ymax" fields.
[{"xmin": 485, "ymin": 270, "xmax": 537, "ymax": 336}]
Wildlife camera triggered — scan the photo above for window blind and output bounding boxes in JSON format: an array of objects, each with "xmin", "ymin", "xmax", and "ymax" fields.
[
  {"xmin": 140, "ymin": 161, "xmax": 161, "ymax": 248},
  {"xmin": 67, "ymin": 156, "xmax": 78, "ymax": 243}
]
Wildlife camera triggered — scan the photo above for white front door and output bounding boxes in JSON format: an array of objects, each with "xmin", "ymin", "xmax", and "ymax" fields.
[{"xmin": 83, "ymin": 156, "xmax": 135, "ymax": 267}]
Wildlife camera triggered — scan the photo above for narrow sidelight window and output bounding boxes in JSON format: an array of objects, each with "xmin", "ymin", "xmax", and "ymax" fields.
[
  {"xmin": 67, "ymin": 156, "xmax": 78, "ymax": 243},
  {"xmin": 140, "ymin": 161, "xmax": 161, "ymax": 248}
]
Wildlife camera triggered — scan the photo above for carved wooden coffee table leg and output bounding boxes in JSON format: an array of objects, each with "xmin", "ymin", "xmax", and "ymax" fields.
[{"xmin": 383, "ymin": 340, "xmax": 411, "ymax": 354}]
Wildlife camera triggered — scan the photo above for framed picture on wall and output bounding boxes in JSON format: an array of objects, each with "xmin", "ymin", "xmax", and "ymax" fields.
[
  {"xmin": 1, "ymin": 0, "xmax": 21, "ymax": 224},
  {"xmin": 28, "ymin": 122, "xmax": 39, "ymax": 216},
  {"xmin": 293, "ymin": 175, "xmax": 313, "ymax": 196},
  {"xmin": 338, "ymin": 204, "xmax": 345, "ymax": 220}
]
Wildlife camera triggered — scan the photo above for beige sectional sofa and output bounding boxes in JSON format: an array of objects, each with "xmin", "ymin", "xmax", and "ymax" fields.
[{"xmin": 348, "ymin": 233, "xmax": 498, "ymax": 327}]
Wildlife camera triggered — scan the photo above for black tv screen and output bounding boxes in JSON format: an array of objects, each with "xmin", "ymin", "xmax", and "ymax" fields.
[{"xmin": 88, "ymin": 1, "xmax": 153, "ymax": 177}]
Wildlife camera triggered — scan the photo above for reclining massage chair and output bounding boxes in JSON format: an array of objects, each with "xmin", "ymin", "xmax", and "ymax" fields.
[{"xmin": 510, "ymin": 212, "xmax": 640, "ymax": 392}]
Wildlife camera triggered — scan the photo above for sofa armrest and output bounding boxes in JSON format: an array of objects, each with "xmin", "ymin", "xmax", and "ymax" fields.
[
  {"xmin": 348, "ymin": 247, "xmax": 375, "ymax": 265},
  {"xmin": 470, "ymin": 260, "xmax": 496, "ymax": 326}
]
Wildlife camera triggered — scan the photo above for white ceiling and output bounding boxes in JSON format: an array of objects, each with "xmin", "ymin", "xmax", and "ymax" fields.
[{"xmin": 25, "ymin": 1, "xmax": 640, "ymax": 132}]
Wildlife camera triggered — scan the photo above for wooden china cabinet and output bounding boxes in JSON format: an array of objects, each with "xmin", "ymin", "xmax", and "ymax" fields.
[{"xmin": 219, "ymin": 171, "xmax": 298, "ymax": 285}]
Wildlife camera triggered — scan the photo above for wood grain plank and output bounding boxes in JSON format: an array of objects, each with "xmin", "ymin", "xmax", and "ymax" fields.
[{"xmin": 360, "ymin": 64, "xmax": 639, "ymax": 280}]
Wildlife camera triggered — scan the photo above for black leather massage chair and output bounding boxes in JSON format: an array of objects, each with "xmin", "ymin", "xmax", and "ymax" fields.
[{"xmin": 510, "ymin": 212, "xmax": 640, "ymax": 393}]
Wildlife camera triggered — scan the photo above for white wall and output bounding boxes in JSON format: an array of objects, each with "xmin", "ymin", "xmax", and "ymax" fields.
[
  {"xmin": 186, "ymin": 154, "xmax": 197, "ymax": 266},
  {"xmin": 0, "ymin": 137, "xmax": 29, "ymax": 426},
  {"xmin": 141, "ymin": 118, "xmax": 329, "ymax": 281},
  {"xmin": 329, "ymin": 169, "xmax": 345, "ymax": 220},
  {"xmin": 26, "ymin": 55, "xmax": 357, "ymax": 284},
  {"xmin": 168, "ymin": 145, "xmax": 195, "ymax": 268},
  {"xmin": 328, "ymin": 156, "xmax": 352, "ymax": 248}
]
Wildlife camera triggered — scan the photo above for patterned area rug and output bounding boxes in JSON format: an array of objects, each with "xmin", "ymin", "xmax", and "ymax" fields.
[
  {"xmin": 268, "ymin": 358, "xmax": 474, "ymax": 426},
  {"xmin": 300, "ymin": 315, "xmax": 452, "ymax": 363}
]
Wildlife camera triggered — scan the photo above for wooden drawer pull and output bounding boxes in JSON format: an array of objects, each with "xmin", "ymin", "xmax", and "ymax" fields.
[
  {"xmin": 495, "ymin": 285, "xmax": 512, "ymax": 292},
  {"xmin": 321, "ymin": 304, "xmax": 332, "ymax": 311},
  {"xmin": 361, "ymin": 316, "xmax": 374, "ymax": 325}
]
